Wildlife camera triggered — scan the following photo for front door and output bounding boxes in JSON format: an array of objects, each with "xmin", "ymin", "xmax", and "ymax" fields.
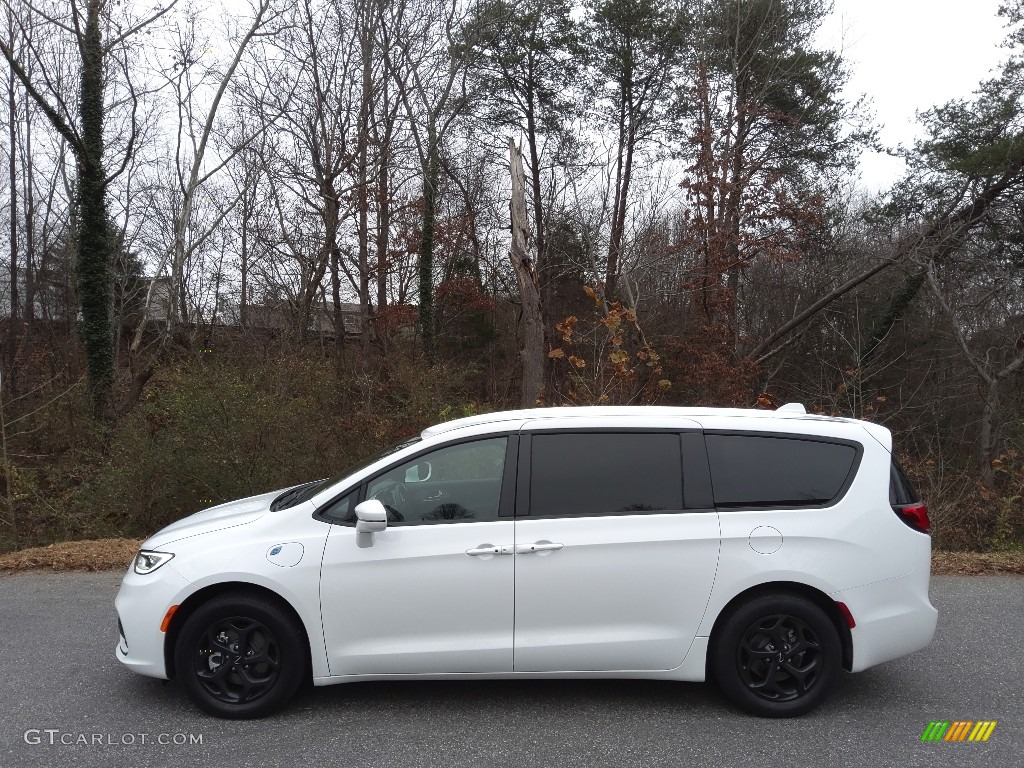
[{"xmin": 320, "ymin": 435, "xmax": 516, "ymax": 676}]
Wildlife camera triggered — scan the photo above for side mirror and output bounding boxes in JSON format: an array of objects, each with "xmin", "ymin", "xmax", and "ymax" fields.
[
  {"xmin": 354, "ymin": 499, "xmax": 388, "ymax": 548},
  {"xmin": 405, "ymin": 461, "xmax": 432, "ymax": 483},
  {"xmin": 355, "ymin": 499, "xmax": 388, "ymax": 533}
]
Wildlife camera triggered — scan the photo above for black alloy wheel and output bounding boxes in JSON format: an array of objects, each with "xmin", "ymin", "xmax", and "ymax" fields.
[
  {"xmin": 737, "ymin": 613, "xmax": 822, "ymax": 701},
  {"xmin": 174, "ymin": 594, "xmax": 306, "ymax": 719},
  {"xmin": 712, "ymin": 593, "xmax": 841, "ymax": 717},
  {"xmin": 194, "ymin": 616, "xmax": 281, "ymax": 704}
]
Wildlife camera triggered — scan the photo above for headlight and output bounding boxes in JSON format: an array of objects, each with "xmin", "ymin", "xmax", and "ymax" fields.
[{"xmin": 134, "ymin": 550, "xmax": 174, "ymax": 575}]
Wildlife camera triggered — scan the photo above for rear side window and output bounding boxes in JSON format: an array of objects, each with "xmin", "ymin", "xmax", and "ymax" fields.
[
  {"xmin": 530, "ymin": 433, "xmax": 683, "ymax": 517},
  {"xmin": 705, "ymin": 434, "xmax": 858, "ymax": 508},
  {"xmin": 889, "ymin": 462, "xmax": 920, "ymax": 505}
]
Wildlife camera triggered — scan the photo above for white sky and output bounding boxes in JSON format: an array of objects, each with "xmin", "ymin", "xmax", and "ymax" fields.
[{"xmin": 818, "ymin": 0, "xmax": 1010, "ymax": 190}]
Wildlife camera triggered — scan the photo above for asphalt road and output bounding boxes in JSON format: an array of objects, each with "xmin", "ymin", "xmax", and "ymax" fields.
[{"xmin": 0, "ymin": 571, "xmax": 1020, "ymax": 768}]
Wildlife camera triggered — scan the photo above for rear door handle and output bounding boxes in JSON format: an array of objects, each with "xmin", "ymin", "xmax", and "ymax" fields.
[{"xmin": 516, "ymin": 541, "xmax": 564, "ymax": 554}]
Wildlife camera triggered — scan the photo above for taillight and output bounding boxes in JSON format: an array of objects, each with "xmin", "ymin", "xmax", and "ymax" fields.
[
  {"xmin": 836, "ymin": 601, "xmax": 857, "ymax": 629},
  {"xmin": 893, "ymin": 502, "xmax": 930, "ymax": 533}
]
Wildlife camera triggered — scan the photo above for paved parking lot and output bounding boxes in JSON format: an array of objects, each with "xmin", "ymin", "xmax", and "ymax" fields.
[{"xmin": 0, "ymin": 571, "xmax": 1019, "ymax": 767}]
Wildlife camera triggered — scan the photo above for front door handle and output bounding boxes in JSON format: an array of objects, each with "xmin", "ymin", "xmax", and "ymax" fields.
[
  {"xmin": 516, "ymin": 541, "xmax": 564, "ymax": 554},
  {"xmin": 466, "ymin": 544, "xmax": 515, "ymax": 556}
]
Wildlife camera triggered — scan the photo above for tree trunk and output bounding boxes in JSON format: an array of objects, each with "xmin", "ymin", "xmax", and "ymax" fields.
[
  {"xmin": 330, "ymin": 241, "xmax": 345, "ymax": 376},
  {"xmin": 239, "ymin": 186, "xmax": 250, "ymax": 330},
  {"xmin": 606, "ymin": 97, "xmax": 635, "ymax": 302},
  {"xmin": 418, "ymin": 130, "xmax": 439, "ymax": 365},
  {"xmin": 77, "ymin": 1, "xmax": 114, "ymax": 416},
  {"xmin": 376, "ymin": 81, "xmax": 392, "ymax": 319},
  {"xmin": 723, "ymin": 75, "xmax": 749, "ymax": 346},
  {"xmin": 510, "ymin": 138, "xmax": 544, "ymax": 407},
  {"xmin": 6, "ymin": 31, "xmax": 18, "ymax": 395},
  {"xmin": 859, "ymin": 270, "xmax": 926, "ymax": 367},
  {"xmin": 979, "ymin": 380, "xmax": 1000, "ymax": 490},
  {"xmin": 694, "ymin": 61, "xmax": 717, "ymax": 322},
  {"xmin": 524, "ymin": 95, "xmax": 546, "ymax": 267},
  {"xmin": 522, "ymin": 81, "xmax": 552, "ymax": 388},
  {"xmin": 323, "ymin": 179, "xmax": 345, "ymax": 373},
  {"xmin": 357, "ymin": 8, "xmax": 373, "ymax": 371},
  {"xmin": 376, "ymin": 147, "xmax": 390, "ymax": 310},
  {"xmin": 23, "ymin": 86, "xmax": 35, "ymax": 334}
]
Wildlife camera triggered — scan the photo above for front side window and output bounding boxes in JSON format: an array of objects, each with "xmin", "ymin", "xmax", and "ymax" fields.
[
  {"xmin": 706, "ymin": 434, "xmax": 858, "ymax": 508},
  {"xmin": 365, "ymin": 437, "xmax": 508, "ymax": 525},
  {"xmin": 319, "ymin": 491, "xmax": 357, "ymax": 523},
  {"xmin": 529, "ymin": 433, "xmax": 683, "ymax": 517}
]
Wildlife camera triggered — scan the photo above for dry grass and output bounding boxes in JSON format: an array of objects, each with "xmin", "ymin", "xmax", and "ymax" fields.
[
  {"xmin": 1, "ymin": 539, "xmax": 1024, "ymax": 576},
  {"xmin": 0, "ymin": 538, "xmax": 142, "ymax": 573},
  {"xmin": 930, "ymin": 550, "xmax": 1024, "ymax": 576}
]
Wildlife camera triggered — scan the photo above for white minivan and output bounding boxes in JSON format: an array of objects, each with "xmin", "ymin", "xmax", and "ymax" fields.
[{"xmin": 116, "ymin": 405, "xmax": 937, "ymax": 718}]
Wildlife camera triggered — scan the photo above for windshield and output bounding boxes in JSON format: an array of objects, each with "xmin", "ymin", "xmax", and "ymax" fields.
[{"xmin": 271, "ymin": 436, "xmax": 422, "ymax": 511}]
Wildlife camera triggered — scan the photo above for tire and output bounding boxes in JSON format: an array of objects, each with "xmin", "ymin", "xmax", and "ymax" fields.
[
  {"xmin": 174, "ymin": 593, "xmax": 306, "ymax": 719},
  {"xmin": 711, "ymin": 593, "xmax": 841, "ymax": 717}
]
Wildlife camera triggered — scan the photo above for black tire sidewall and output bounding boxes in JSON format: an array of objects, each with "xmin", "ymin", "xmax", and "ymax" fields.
[
  {"xmin": 712, "ymin": 593, "xmax": 841, "ymax": 718},
  {"xmin": 174, "ymin": 594, "xmax": 306, "ymax": 719}
]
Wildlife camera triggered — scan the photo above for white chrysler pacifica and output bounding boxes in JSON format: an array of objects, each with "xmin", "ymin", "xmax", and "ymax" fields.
[{"xmin": 115, "ymin": 405, "xmax": 937, "ymax": 718}]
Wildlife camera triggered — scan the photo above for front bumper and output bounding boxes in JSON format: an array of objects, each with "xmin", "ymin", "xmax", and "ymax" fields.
[{"xmin": 114, "ymin": 563, "xmax": 191, "ymax": 679}]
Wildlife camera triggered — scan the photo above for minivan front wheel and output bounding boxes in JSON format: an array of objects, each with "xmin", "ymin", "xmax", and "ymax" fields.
[
  {"xmin": 712, "ymin": 593, "xmax": 840, "ymax": 717},
  {"xmin": 174, "ymin": 594, "xmax": 306, "ymax": 719}
]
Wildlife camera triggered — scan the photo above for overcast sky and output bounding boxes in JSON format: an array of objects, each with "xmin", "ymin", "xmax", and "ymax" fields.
[{"xmin": 819, "ymin": 0, "xmax": 1010, "ymax": 190}]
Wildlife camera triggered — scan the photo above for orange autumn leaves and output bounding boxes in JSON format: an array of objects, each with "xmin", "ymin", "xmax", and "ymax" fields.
[{"xmin": 547, "ymin": 288, "xmax": 670, "ymax": 403}]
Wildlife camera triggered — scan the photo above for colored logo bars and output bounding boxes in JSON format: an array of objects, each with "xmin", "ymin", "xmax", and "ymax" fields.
[{"xmin": 921, "ymin": 721, "xmax": 997, "ymax": 742}]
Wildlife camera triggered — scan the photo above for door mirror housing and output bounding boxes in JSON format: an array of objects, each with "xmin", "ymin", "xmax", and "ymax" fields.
[{"xmin": 355, "ymin": 499, "xmax": 388, "ymax": 532}]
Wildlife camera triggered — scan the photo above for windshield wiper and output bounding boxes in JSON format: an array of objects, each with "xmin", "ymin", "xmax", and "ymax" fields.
[{"xmin": 270, "ymin": 481, "xmax": 319, "ymax": 512}]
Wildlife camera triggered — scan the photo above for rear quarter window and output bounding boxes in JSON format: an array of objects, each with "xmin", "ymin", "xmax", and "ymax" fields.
[
  {"xmin": 705, "ymin": 433, "xmax": 860, "ymax": 508},
  {"xmin": 889, "ymin": 461, "xmax": 920, "ymax": 505}
]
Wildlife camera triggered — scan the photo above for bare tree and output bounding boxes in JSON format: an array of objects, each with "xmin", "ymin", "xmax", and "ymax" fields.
[
  {"xmin": 5, "ymin": 6, "xmax": 20, "ymax": 393},
  {"xmin": 589, "ymin": 0, "xmax": 685, "ymax": 301},
  {"xmin": 123, "ymin": 0, "xmax": 290, "ymax": 407},
  {"xmin": 237, "ymin": 0, "xmax": 365, "ymax": 358},
  {"xmin": 385, "ymin": 0, "xmax": 474, "ymax": 363},
  {"xmin": 926, "ymin": 246, "xmax": 1024, "ymax": 488}
]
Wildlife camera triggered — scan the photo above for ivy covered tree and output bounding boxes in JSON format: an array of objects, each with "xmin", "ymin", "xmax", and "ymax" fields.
[{"xmin": 0, "ymin": 0, "xmax": 174, "ymax": 416}]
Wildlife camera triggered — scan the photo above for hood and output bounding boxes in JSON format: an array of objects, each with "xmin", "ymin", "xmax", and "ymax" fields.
[{"xmin": 143, "ymin": 487, "xmax": 285, "ymax": 549}]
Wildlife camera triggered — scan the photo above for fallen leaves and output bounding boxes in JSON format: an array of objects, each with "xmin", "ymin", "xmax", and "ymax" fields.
[{"xmin": 0, "ymin": 538, "xmax": 142, "ymax": 573}]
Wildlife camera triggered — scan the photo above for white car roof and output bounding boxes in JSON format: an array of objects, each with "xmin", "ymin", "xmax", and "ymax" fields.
[{"xmin": 421, "ymin": 404, "xmax": 861, "ymax": 440}]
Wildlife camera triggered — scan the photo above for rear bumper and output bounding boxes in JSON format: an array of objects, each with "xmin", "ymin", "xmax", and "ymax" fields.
[{"xmin": 840, "ymin": 566, "xmax": 937, "ymax": 672}]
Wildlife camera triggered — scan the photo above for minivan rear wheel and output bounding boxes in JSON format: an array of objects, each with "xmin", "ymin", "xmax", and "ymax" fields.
[{"xmin": 712, "ymin": 593, "xmax": 840, "ymax": 717}]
